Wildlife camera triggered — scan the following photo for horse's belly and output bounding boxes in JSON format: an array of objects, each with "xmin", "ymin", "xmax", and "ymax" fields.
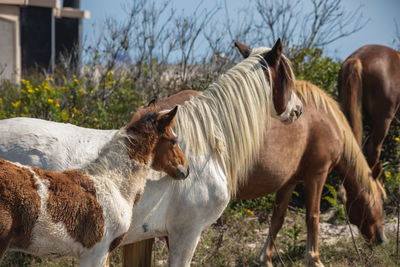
[{"xmin": 236, "ymin": 162, "xmax": 296, "ymax": 199}]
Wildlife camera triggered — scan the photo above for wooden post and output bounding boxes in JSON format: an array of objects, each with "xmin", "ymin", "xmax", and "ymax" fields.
[{"xmin": 123, "ymin": 239, "xmax": 155, "ymax": 267}]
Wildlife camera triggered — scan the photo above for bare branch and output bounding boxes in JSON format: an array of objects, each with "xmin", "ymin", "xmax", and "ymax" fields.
[
  {"xmin": 254, "ymin": 0, "xmax": 368, "ymax": 50},
  {"xmin": 394, "ymin": 20, "xmax": 400, "ymax": 50}
]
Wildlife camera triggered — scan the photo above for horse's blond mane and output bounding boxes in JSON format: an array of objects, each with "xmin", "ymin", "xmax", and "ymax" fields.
[
  {"xmin": 173, "ymin": 53, "xmax": 272, "ymax": 196},
  {"xmin": 295, "ymin": 80, "xmax": 385, "ymax": 202}
]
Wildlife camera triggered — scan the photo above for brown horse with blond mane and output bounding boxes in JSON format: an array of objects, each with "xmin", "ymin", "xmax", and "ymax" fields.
[
  {"xmin": 122, "ymin": 75, "xmax": 386, "ymax": 267},
  {"xmin": 338, "ymin": 44, "xmax": 400, "ymax": 178}
]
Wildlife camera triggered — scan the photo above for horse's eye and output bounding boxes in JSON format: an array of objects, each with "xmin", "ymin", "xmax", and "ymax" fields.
[{"xmin": 171, "ymin": 140, "xmax": 177, "ymax": 146}]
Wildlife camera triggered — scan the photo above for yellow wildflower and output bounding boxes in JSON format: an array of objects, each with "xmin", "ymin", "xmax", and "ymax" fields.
[
  {"xmin": 106, "ymin": 70, "xmax": 114, "ymax": 80},
  {"xmin": 27, "ymin": 88, "xmax": 34, "ymax": 94},
  {"xmin": 246, "ymin": 209, "xmax": 255, "ymax": 216},
  {"xmin": 47, "ymin": 99, "xmax": 54, "ymax": 104},
  {"xmin": 78, "ymin": 88, "xmax": 87, "ymax": 94},
  {"xmin": 56, "ymin": 103, "xmax": 60, "ymax": 108},
  {"xmin": 73, "ymin": 78, "xmax": 79, "ymax": 83},
  {"xmin": 0, "ymin": 97, "xmax": 2, "ymax": 104},
  {"xmin": 20, "ymin": 79, "xmax": 26, "ymax": 83},
  {"xmin": 45, "ymin": 77, "xmax": 53, "ymax": 82},
  {"xmin": 395, "ymin": 137, "xmax": 400, "ymax": 142},
  {"xmin": 35, "ymin": 87, "xmax": 39, "ymax": 92},
  {"xmin": 106, "ymin": 81, "xmax": 115, "ymax": 86},
  {"xmin": 385, "ymin": 171, "xmax": 391, "ymax": 179},
  {"xmin": 73, "ymin": 107, "xmax": 78, "ymax": 113},
  {"xmin": 12, "ymin": 100, "xmax": 21, "ymax": 108}
]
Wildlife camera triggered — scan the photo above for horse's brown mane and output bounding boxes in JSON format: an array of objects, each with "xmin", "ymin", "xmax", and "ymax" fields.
[
  {"xmin": 295, "ymin": 80, "xmax": 385, "ymax": 202},
  {"xmin": 126, "ymin": 105, "xmax": 159, "ymax": 130}
]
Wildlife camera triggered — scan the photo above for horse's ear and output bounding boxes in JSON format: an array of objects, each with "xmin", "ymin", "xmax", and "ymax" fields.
[
  {"xmin": 262, "ymin": 38, "xmax": 282, "ymax": 66},
  {"xmin": 234, "ymin": 41, "xmax": 251, "ymax": 58},
  {"xmin": 157, "ymin": 106, "xmax": 178, "ymax": 132},
  {"xmin": 147, "ymin": 99, "xmax": 156, "ymax": 107}
]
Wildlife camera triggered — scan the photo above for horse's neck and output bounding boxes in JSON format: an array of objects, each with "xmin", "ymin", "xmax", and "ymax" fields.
[
  {"xmin": 336, "ymin": 161, "xmax": 371, "ymax": 204},
  {"xmin": 82, "ymin": 132, "xmax": 148, "ymax": 203}
]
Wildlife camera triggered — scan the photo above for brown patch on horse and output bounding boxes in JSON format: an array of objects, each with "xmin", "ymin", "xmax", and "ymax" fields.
[
  {"xmin": 133, "ymin": 192, "xmax": 143, "ymax": 205},
  {"xmin": 0, "ymin": 159, "xmax": 40, "ymax": 249},
  {"xmin": 109, "ymin": 233, "xmax": 127, "ymax": 253},
  {"xmin": 32, "ymin": 168, "xmax": 105, "ymax": 248}
]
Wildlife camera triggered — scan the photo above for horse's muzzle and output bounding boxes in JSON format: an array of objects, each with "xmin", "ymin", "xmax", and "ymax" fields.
[
  {"xmin": 175, "ymin": 165, "xmax": 190, "ymax": 180},
  {"xmin": 295, "ymin": 105, "xmax": 302, "ymax": 118},
  {"xmin": 282, "ymin": 105, "xmax": 303, "ymax": 124},
  {"xmin": 375, "ymin": 228, "xmax": 387, "ymax": 245}
]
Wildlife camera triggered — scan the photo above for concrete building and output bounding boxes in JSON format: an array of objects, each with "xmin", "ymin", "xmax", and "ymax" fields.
[{"xmin": 0, "ymin": 0, "xmax": 90, "ymax": 83}]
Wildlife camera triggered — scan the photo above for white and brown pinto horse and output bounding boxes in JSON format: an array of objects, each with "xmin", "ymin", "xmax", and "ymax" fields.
[
  {"xmin": 0, "ymin": 105, "xmax": 188, "ymax": 266},
  {"xmin": 0, "ymin": 39, "xmax": 301, "ymax": 266}
]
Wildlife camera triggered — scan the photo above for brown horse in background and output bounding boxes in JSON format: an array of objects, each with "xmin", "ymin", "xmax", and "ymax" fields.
[
  {"xmin": 338, "ymin": 44, "xmax": 400, "ymax": 178},
  {"xmin": 122, "ymin": 80, "xmax": 386, "ymax": 267}
]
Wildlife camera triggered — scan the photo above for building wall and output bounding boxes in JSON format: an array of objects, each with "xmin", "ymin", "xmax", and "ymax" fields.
[{"xmin": 0, "ymin": 5, "xmax": 20, "ymax": 83}]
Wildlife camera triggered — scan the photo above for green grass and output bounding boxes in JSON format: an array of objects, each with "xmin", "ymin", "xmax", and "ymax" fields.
[{"xmin": 2, "ymin": 209, "xmax": 399, "ymax": 266}]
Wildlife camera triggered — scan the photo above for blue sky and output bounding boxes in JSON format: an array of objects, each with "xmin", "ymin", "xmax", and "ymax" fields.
[{"xmin": 80, "ymin": 0, "xmax": 400, "ymax": 60}]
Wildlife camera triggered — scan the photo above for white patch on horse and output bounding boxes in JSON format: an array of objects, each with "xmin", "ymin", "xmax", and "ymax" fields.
[{"xmin": 17, "ymin": 165, "xmax": 87, "ymax": 258}]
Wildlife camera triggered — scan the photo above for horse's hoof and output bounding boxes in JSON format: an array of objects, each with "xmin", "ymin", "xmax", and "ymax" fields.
[
  {"xmin": 257, "ymin": 252, "xmax": 273, "ymax": 267},
  {"xmin": 305, "ymin": 259, "xmax": 325, "ymax": 267}
]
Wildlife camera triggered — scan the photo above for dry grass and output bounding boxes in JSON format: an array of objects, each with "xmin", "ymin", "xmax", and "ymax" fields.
[{"xmin": 2, "ymin": 208, "xmax": 399, "ymax": 267}]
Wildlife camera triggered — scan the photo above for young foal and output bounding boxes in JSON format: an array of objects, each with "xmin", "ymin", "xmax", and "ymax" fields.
[{"xmin": 0, "ymin": 105, "xmax": 188, "ymax": 266}]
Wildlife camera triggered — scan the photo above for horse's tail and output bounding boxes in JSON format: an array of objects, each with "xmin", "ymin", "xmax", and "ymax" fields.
[{"xmin": 338, "ymin": 58, "xmax": 363, "ymax": 145}]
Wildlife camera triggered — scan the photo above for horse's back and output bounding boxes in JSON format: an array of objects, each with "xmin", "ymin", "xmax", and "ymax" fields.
[
  {"xmin": 349, "ymin": 45, "xmax": 400, "ymax": 102},
  {"xmin": 0, "ymin": 117, "xmax": 116, "ymax": 171}
]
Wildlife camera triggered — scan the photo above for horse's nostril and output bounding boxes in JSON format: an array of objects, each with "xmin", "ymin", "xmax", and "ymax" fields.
[
  {"xmin": 185, "ymin": 165, "xmax": 190, "ymax": 178},
  {"xmin": 176, "ymin": 165, "xmax": 189, "ymax": 180},
  {"xmin": 295, "ymin": 105, "xmax": 302, "ymax": 117}
]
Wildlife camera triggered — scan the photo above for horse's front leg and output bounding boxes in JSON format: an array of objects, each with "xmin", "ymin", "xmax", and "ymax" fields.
[
  {"xmin": 304, "ymin": 169, "xmax": 328, "ymax": 267},
  {"xmin": 258, "ymin": 182, "xmax": 296, "ymax": 267},
  {"xmin": 167, "ymin": 225, "xmax": 204, "ymax": 267}
]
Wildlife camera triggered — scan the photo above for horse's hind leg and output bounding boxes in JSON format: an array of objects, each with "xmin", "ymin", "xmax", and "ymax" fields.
[
  {"xmin": 0, "ymin": 208, "xmax": 12, "ymax": 263},
  {"xmin": 365, "ymin": 116, "xmax": 394, "ymax": 178},
  {"xmin": 258, "ymin": 182, "xmax": 296, "ymax": 267},
  {"xmin": 304, "ymin": 170, "xmax": 328, "ymax": 267}
]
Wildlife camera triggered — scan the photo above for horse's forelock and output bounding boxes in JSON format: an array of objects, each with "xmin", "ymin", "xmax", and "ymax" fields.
[{"xmin": 251, "ymin": 47, "xmax": 296, "ymax": 94}]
